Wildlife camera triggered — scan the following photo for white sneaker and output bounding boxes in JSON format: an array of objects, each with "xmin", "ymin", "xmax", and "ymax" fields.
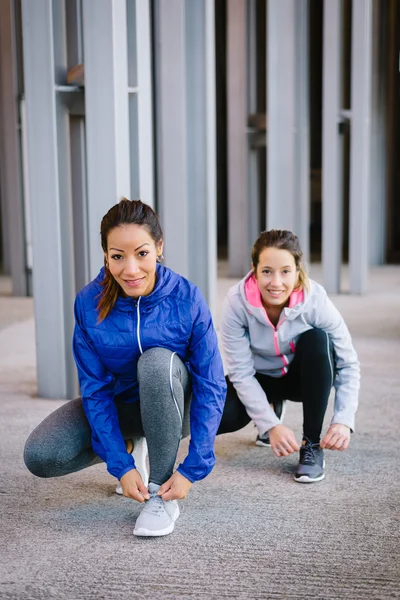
[
  {"xmin": 133, "ymin": 482, "xmax": 180, "ymax": 537},
  {"xmin": 116, "ymin": 437, "xmax": 149, "ymax": 495}
]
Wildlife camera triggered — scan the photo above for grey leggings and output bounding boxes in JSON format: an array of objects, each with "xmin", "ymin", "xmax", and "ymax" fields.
[{"xmin": 24, "ymin": 348, "xmax": 191, "ymax": 486}]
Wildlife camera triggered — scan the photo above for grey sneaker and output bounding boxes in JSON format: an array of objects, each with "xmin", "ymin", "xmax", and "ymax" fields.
[
  {"xmin": 116, "ymin": 437, "xmax": 149, "ymax": 495},
  {"xmin": 255, "ymin": 400, "xmax": 287, "ymax": 447},
  {"xmin": 133, "ymin": 482, "xmax": 180, "ymax": 537},
  {"xmin": 294, "ymin": 438, "xmax": 325, "ymax": 483}
]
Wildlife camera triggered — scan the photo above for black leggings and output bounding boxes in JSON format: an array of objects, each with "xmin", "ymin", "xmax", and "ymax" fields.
[{"xmin": 217, "ymin": 328, "xmax": 334, "ymax": 443}]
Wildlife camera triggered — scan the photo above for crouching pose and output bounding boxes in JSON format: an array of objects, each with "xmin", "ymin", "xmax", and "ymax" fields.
[
  {"xmin": 24, "ymin": 199, "xmax": 226, "ymax": 536},
  {"xmin": 220, "ymin": 229, "xmax": 360, "ymax": 482}
]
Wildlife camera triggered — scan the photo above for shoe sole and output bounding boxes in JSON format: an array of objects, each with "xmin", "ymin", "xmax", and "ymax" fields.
[
  {"xmin": 294, "ymin": 460, "xmax": 326, "ymax": 483},
  {"xmin": 255, "ymin": 439, "xmax": 271, "ymax": 447},
  {"xmin": 133, "ymin": 522, "xmax": 175, "ymax": 537},
  {"xmin": 294, "ymin": 472, "xmax": 325, "ymax": 483}
]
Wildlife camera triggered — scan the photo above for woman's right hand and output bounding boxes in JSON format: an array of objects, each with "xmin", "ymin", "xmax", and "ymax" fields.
[
  {"xmin": 119, "ymin": 468, "xmax": 150, "ymax": 503},
  {"xmin": 268, "ymin": 424, "xmax": 300, "ymax": 457}
]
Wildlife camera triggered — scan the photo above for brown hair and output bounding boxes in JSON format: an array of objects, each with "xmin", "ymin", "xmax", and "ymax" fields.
[
  {"xmin": 251, "ymin": 229, "xmax": 309, "ymax": 291},
  {"xmin": 97, "ymin": 198, "xmax": 163, "ymax": 321}
]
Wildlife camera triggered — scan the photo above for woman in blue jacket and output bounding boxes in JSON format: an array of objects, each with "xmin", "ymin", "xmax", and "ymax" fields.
[{"xmin": 24, "ymin": 199, "xmax": 227, "ymax": 537}]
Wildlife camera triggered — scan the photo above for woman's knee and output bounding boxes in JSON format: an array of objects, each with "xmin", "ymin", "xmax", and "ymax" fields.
[
  {"xmin": 297, "ymin": 328, "xmax": 331, "ymax": 358},
  {"xmin": 137, "ymin": 348, "xmax": 188, "ymax": 385},
  {"xmin": 24, "ymin": 433, "xmax": 57, "ymax": 478},
  {"xmin": 138, "ymin": 347, "xmax": 174, "ymax": 375}
]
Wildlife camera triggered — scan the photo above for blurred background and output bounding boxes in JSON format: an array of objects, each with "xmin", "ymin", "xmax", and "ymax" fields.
[{"xmin": 0, "ymin": 0, "xmax": 399, "ymax": 399}]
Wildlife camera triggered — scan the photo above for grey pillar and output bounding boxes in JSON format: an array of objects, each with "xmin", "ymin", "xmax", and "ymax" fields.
[
  {"xmin": 21, "ymin": 0, "xmax": 77, "ymax": 398},
  {"xmin": 82, "ymin": 0, "xmax": 131, "ymax": 279},
  {"xmin": 153, "ymin": 0, "xmax": 189, "ymax": 278},
  {"xmin": 154, "ymin": 0, "xmax": 216, "ymax": 309},
  {"xmin": 247, "ymin": 0, "xmax": 261, "ymax": 252},
  {"xmin": 185, "ymin": 0, "xmax": 217, "ymax": 311},
  {"xmin": 135, "ymin": 0, "xmax": 155, "ymax": 208},
  {"xmin": 267, "ymin": 0, "xmax": 310, "ymax": 260},
  {"xmin": 227, "ymin": 0, "xmax": 249, "ymax": 277},
  {"xmin": 293, "ymin": 0, "xmax": 310, "ymax": 263},
  {"xmin": 0, "ymin": 0, "xmax": 26, "ymax": 294},
  {"xmin": 322, "ymin": 0, "xmax": 343, "ymax": 293},
  {"xmin": 349, "ymin": 0, "xmax": 373, "ymax": 294},
  {"xmin": 368, "ymin": 0, "xmax": 387, "ymax": 266},
  {"xmin": 65, "ymin": 0, "xmax": 89, "ymax": 294}
]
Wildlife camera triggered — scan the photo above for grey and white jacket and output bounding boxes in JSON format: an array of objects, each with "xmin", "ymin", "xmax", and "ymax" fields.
[{"xmin": 220, "ymin": 272, "xmax": 360, "ymax": 436}]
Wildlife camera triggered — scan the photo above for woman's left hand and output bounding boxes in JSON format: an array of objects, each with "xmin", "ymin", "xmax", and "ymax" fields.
[
  {"xmin": 321, "ymin": 423, "xmax": 351, "ymax": 450},
  {"xmin": 157, "ymin": 471, "xmax": 192, "ymax": 501}
]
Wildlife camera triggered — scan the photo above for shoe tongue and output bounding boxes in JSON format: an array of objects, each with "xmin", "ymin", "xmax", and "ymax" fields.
[{"xmin": 148, "ymin": 482, "xmax": 161, "ymax": 495}]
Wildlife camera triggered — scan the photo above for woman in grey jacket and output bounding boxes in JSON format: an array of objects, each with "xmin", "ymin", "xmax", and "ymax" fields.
[{"xmin": 219, "ymin": 229, "xmax": 360, "ymax": 483}]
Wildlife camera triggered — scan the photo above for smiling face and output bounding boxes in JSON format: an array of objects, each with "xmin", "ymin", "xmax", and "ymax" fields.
[
  {"xmin": 105, "ymin": 224, "xmax": 163, "ymax": 299},
  {"xmin": 254, "ymin": 247, "xmax": 298, "ymax": 310}
]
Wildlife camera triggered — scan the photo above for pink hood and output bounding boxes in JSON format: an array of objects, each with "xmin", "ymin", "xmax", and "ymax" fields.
[{"xmin": 244, "ymin": 273, "xmax": 304, "ymax": 309}]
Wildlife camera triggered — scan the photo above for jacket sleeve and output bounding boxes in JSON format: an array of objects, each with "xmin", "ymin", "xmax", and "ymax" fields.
[
  {"xmin": 314, "ymin": 291, "xmax": 360, "ymax": 431},
  {"xmin": 73, "ymin": 296, "xmax": 135, "ymax": 480},
  {"xmin": 176, "ymin": 289, "xmax": 227, "ymax": 483},
  {"xmin": 220, "ymin": 293, "xmax": 281, "ymax": 435}
]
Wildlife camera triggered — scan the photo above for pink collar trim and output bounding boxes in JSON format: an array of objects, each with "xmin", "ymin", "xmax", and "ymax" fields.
[{"xmin": 244, "ymin": 274, "xmax": 304, "ymax": 308}]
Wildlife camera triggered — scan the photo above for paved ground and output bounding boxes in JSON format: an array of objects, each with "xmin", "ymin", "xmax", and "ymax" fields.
[{"xmin": 0, "ymin": 265, "xmax": 399, "ymax": 599}]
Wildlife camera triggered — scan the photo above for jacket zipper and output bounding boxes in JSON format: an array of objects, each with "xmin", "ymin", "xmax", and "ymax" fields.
[
  {"xmin": 264, "ymin": 313, "xmax": 289, "ymax": 374},
  {"xmin": 136, "ymin": 297, "xmax": 143, "ymax": 354}
]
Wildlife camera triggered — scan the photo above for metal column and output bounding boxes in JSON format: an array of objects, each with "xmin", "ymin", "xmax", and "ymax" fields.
[
  {"xmin": 227, "ymin": 0, "xmax": 249, "ymax": 277},
  {"xmin": 294, "ymin": 0, "xmax": 310, "ymax": 263},
  {"xmin": 267, "ymin": 0, "xmax": 310, "ymax": 258},
  {"xmin": 322, "ymin": 0, "xmax": 343, "ymax": 293},
  {"xmin": 368, "ymin": 0, "xmax": 387, "ymax": 266},
  {"xmin": 0, "ymin": 0, "xmax": 26, "ymax": 294},
  {"xmin": 349, "ymin": 0, "xmax": 373, "ymax": 294},
  {"xmin": 82, "ymin": 0, "xmax": 131, "ymax": 279},
  {"xmin": 135, "ymin": 0, "xmax": 155, "ymax": 208},
  {"xmin": 21, "ymin": 0, "xmax": 77, "ymax": 398},
  {"xmin": 185, "ymin": 0, "xmax": 217, "ymax": 311},
  {"xmin": 66, "ymin": 0, "xmax": 89, "ymax": 295},
  {"xmin": 247, "ymin": 0, "xmax": 261, "ymax": 254},
  {"xmin": 153, "ymin": 0, "xmax": 189, "ymax": 278}
]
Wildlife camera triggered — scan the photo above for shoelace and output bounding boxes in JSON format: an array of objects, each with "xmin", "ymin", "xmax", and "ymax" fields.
[
  {"xmin": 300, "ymin": 439, "xmax": 321, "ymax": 465},
  {"xmin": 142, "ymin": 492, "xmax": 165, "ymax": 516}
]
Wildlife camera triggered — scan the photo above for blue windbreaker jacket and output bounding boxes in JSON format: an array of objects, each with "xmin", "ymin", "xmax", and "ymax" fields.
[{"xmin": 72, "ymin": 264, "xmax": 227, "ymax": 482}]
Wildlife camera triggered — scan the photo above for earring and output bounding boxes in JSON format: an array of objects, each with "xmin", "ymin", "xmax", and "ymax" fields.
[{"xmin": 157, "ymin": 254, "xmax": 164, "ymax": 261}]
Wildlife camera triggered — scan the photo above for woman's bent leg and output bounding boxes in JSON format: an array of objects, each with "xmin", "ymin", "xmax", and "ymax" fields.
[
  {"xmin": 137, "ymin": 348, "xmax": 191, "ymax": 486},
  {"xmin": 290, "ymin": 328, "xmax": 334, "ymax": 443},
  {"xmin": 24, "ymin": 398, "xmax": 101, "ymax": 477}
]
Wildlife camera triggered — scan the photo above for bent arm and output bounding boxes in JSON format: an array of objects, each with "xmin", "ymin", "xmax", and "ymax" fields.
[{"xmin": 176, "ymin": 291, "xmax": 227, "ymax": 483}]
